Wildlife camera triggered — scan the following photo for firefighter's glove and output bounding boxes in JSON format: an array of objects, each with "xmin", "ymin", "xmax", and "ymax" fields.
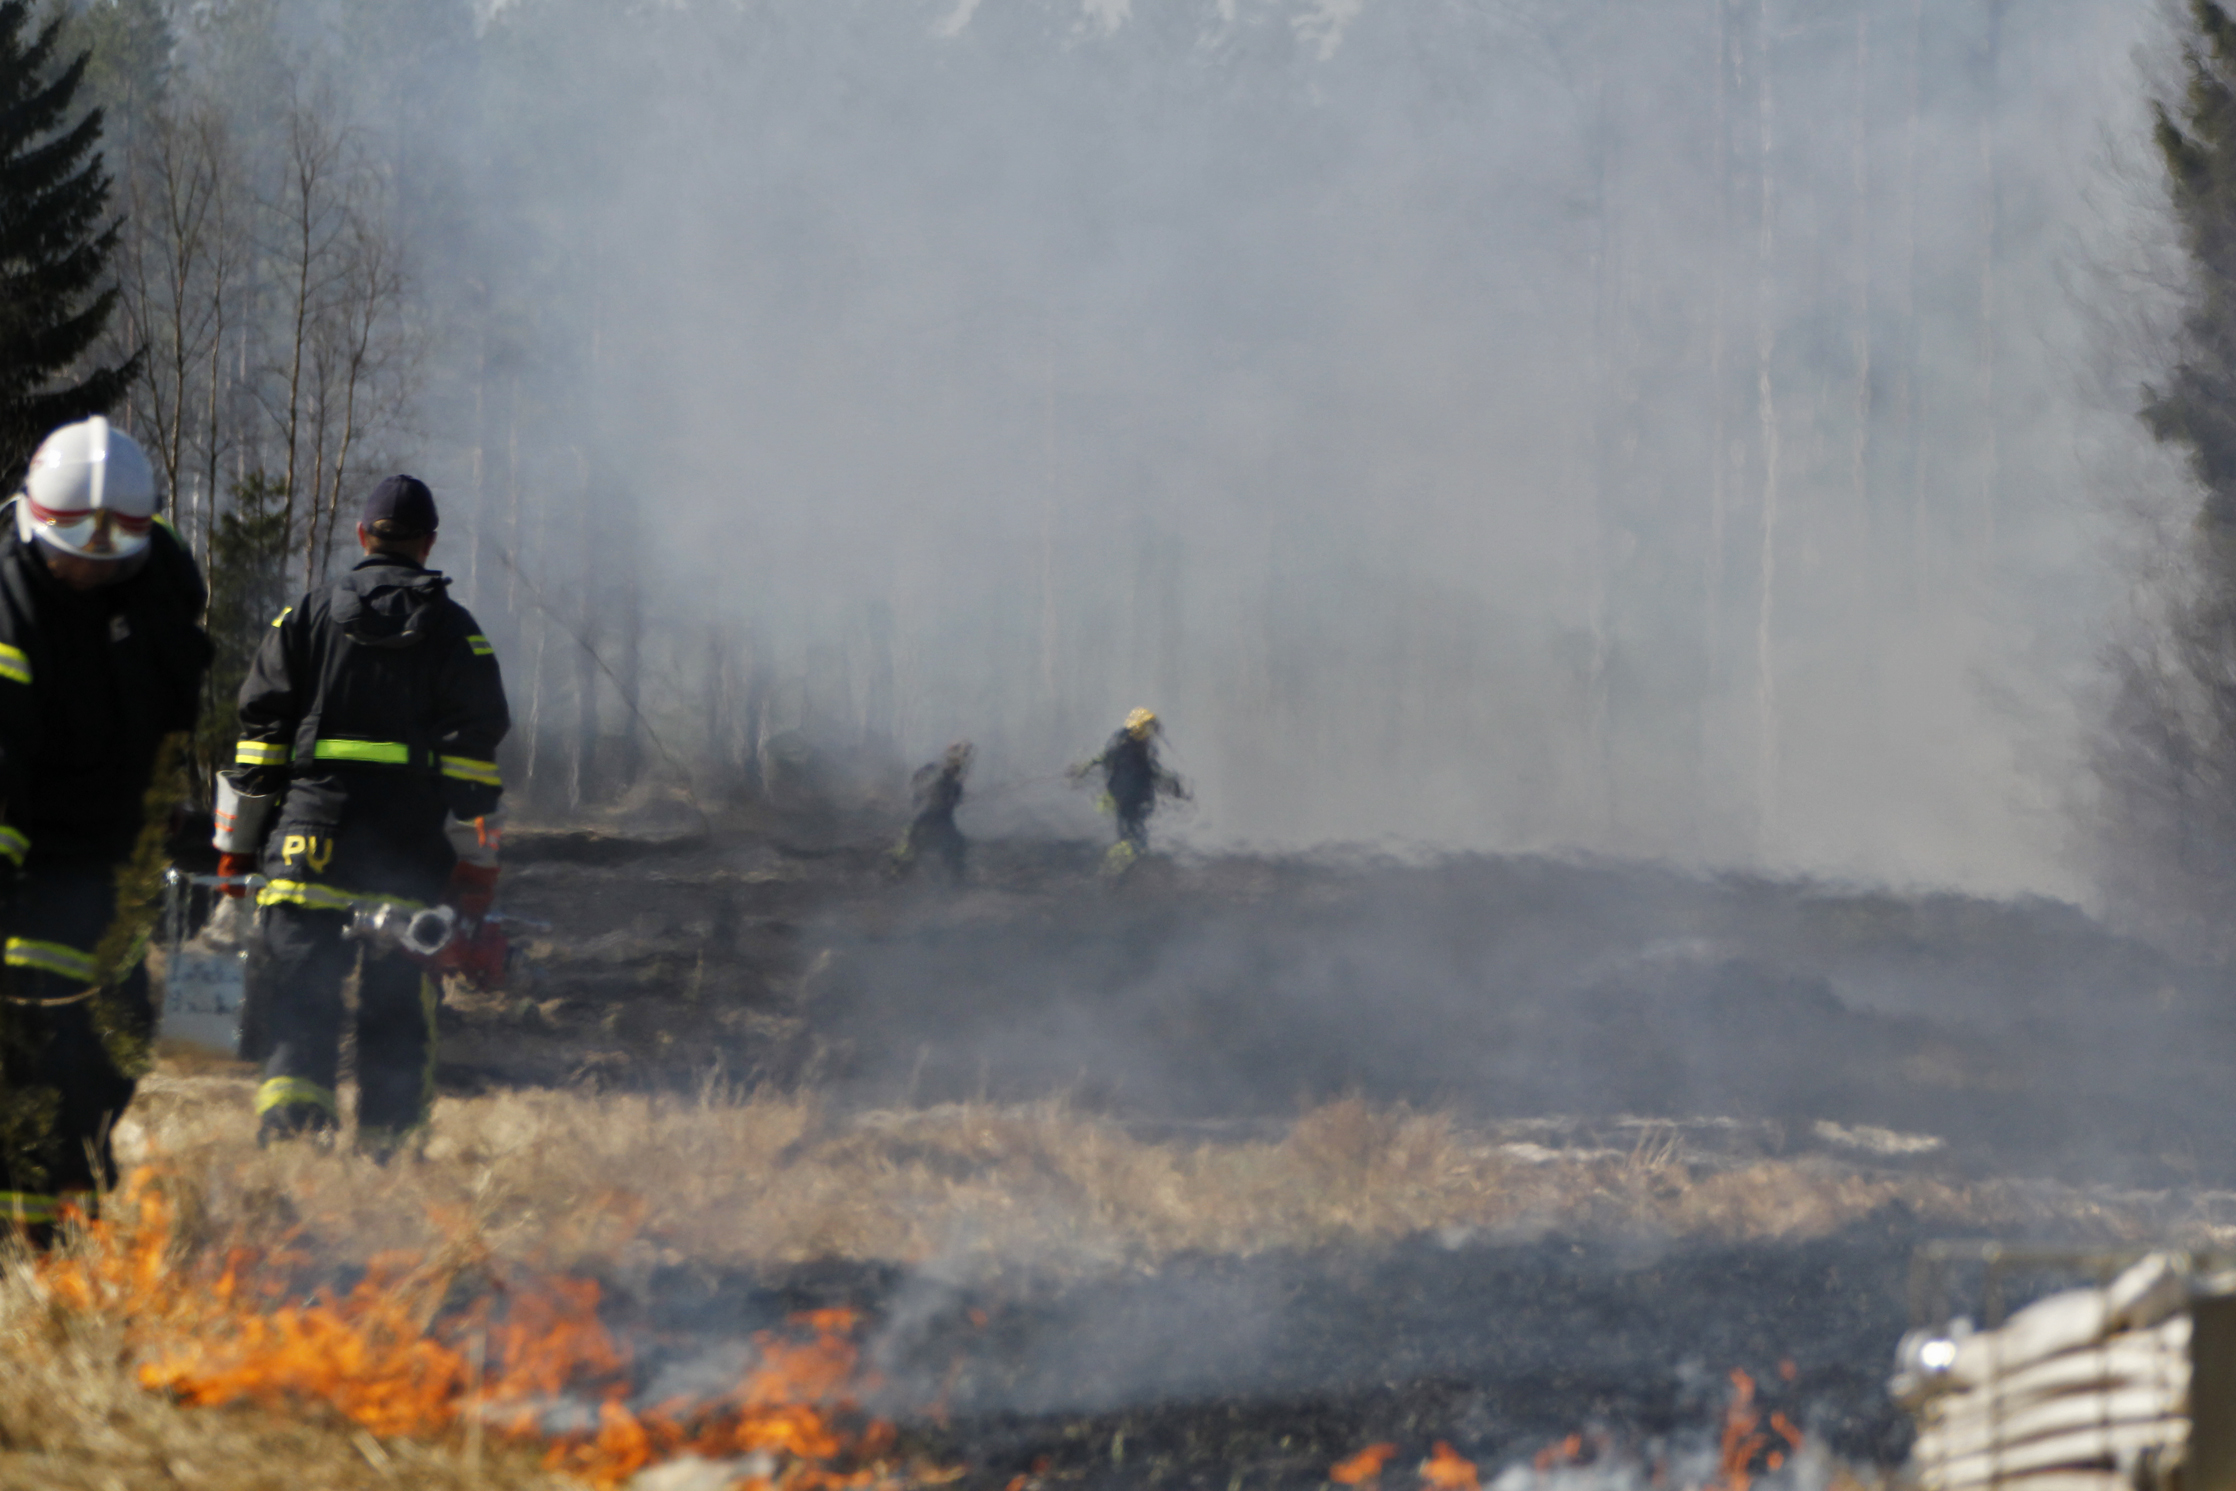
[
  {"xmin": 203, "ymin": 895, "xmax": 251, "ymax": 949},
  {"xmin": 440, "ymin": 918, "xmax": 511, "ymax": 992},
  {"xmin": 444, "ymin": 861, "xmax": 500, "ymax": 923},
  {"xmin": 216, "ymin": 852, "xmax": 256, "ymax": 899}
]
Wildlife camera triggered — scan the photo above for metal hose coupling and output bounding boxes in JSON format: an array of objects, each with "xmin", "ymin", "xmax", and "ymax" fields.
[{"xmin": 345, "ymin": 902, "xmax": 458, "ymax": 960}]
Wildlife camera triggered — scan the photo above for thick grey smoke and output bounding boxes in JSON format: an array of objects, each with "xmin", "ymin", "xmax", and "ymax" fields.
[{"xmin": 146, "ymin": 0, "xmax": 2178, "ymax": 897}]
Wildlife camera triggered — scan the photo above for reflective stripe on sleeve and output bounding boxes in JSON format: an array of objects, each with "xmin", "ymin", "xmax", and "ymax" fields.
[
  {"xmin": 0, "ymin": 1192, "xmax": 55, "ymax": 1224},
  {"xmin": 235, "ymin": 739, "xmax": 290, "ymax": 767},
  {"xmin": 5, "ymin": 938, "xmax": 96, "ymax": 982},
  {"xmin": 466, "ymin": 634, "xmax": 495, "ymax": 657},
  {"xmin": 256, "ymin": 879, "xmax": 424, "ymax": 914},
  {"xmin": 0, "ymin": 826, "xmax": 26, "ymax": 866},
  {"xmin": 311, "ymin": 739, "xmax": 411, "ymax": 765},
  {"xmin": 271, "ymin": 607, "xmax": 291, "ymax": 627},
  {"xmin": 256, "ymin": 1077, "xmax": 337, "ymax": 1118},
  {"xmin": 439, "ymin": 755, "xmax": 502, "ymax": 787},
  {"xmin": 0, "ymin": 643, "xmax": 28, "ymax": 685}
]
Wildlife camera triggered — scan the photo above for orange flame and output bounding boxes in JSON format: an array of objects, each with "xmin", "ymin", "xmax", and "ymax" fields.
[
  {"xmin": 1332, "ymin": 1442, "xmax": 1399, "ymax": 1484},
  {"xmin": 1715, "ymin": 1369, "xmax": 1804, "ymax": 1491},
  {"xmin": 1324, "ymin": 1366, "xmax": 1801, "ymax": 1491},
  {"xmin": 1534, "ymin": 1433, "xmax": 1585, "ymax": 1471},
  {"xmin": 38, "ymin": 1169, "xmax": 917, "ymax": 1489},
  {"xmin": 1420, "ymin": 1441, "xmax": 1480, "ymax": 1491}
]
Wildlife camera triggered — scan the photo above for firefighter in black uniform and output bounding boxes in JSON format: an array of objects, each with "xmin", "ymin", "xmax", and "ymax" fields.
[
  {"xmin": 892, "ymin": 741, "xmax": 972, "ymax": 883},
  {"xmin": 0, "ymin": 418, "xmax": 211, "ymax": 1230},
  {"xmin": 1071, "ymin": 708, "xmax": 1188, "ymax": 872},
  {"xmin": 220, "ymin": 475, "xmax": 508, "ymax": 1155}
]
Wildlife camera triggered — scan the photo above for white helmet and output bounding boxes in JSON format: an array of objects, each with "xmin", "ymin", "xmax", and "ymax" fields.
[{"xmin": 15, "ymin": 416, "xmax": 157, "ymax": 560}]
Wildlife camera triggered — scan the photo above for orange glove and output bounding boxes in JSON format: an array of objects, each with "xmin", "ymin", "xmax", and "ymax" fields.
[
  {"xmin": 446, "ymin": 861, "xmax": 500, "ymax": 921},
  {"xmin": 217, "ymin": 852, "xmax": 255, "ymax": 898}
]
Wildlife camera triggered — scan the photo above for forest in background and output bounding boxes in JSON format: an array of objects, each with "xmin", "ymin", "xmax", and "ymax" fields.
[{"xmin": 38, "ymin": 0, "xmax": 2203, "ymax": 904}]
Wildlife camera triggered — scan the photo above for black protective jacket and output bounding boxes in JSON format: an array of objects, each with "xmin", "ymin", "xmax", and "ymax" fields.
[
  {"xmin": 910, "ymin": 762, "xmax": 965, "ymax": 827},
  {"xmin": 1093, "ymin": 732, "xmax": 1182, "ymax": 821},
  {"xmin": 235, "ymin": 554, "xmax": 508, "ymax": 909},
  {"xmin": 0, "ymin": 507, "xmax": 211, "ymax": 870}
]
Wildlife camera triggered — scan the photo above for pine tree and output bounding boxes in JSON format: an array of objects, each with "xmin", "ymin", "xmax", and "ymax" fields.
[
  {"xmin": 0, "ymin": 0, "xmax": 137, "ymax": 488},
  {"xmin": 2146, "ymin": 0, "xmax": 2236, "ymax": 528},
  {"xmin": 2096, "ymin": 0, "xmax": 2236, "ymax": 948}
]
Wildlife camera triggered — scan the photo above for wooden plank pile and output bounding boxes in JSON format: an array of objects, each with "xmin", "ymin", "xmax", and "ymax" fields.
[{"xmin": 1895, "ymin": 1255, "xmax": 2194, "ymax": 1491}]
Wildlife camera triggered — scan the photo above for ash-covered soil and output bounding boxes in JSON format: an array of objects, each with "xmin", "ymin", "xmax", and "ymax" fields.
[
  {"xmin": 461, "ymin": 816, "xmax": 2234, "ymax": 1190},
  {"xmin": 622, "ymin": 1215, "xmax": 1920, "ymax": 1486},
  {"xmin": 376, "ymin": 813, "xmax": 2236, "ymax": 1482}
]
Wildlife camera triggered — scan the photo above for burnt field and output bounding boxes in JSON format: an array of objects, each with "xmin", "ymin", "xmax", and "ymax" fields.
[
  {"xmin": 637, "ymin": 1215, "xmax": 1921, "ymax": 1485},
  {"xmin": 468, "ymin": 814, "xmax": 2236, "ymax": 1188},
  {"xmin": 62, "ymin": 815, "xmax": 2235, "ymax": 1490}
]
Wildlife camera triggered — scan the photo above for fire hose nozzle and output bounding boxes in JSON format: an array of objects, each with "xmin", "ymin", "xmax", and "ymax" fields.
[
  {"xmin": 403, "ymin": 905, "xmax": 460, "ymax": 959},
  {"xmin": 345, "ymin": 902, "xmax": 459, "ymax": 959}
]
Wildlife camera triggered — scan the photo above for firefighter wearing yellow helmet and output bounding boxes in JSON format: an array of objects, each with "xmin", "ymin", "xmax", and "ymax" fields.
[
  {"xmin": 1070, "ymin": 708, "xmax": 1189, "ymax": 870},
  {"xmin": 0, "ymin": 416, "xmax": 211, "ymax": 1237}
]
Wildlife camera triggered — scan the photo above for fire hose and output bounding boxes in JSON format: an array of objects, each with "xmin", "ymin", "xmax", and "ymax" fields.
[{"xmin": 165, "ymin": 870, "xmax": 548, "ymax": 990}]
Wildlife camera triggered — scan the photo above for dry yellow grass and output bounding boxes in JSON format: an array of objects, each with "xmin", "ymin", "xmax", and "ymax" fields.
[
  {"xmin": 105, "ymin": 1070, "xmax": 2236, "ymax": 1276},
  {"xmin": 0, "ymin": 1063, "xmax": 2223, "ymax": 1490}
]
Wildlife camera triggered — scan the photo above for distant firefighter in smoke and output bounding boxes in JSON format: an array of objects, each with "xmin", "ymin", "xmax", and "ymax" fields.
[
  {"xmin": 1071, "ymin": 708, "xmax": 1189, "ymax": 871},
  {"xmin": 892, "ymin": 741, "xmax": 972, "ymax": 884}
]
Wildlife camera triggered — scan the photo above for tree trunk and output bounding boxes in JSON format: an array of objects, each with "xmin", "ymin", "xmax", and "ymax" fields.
[
  {"xmin": 617, "ymin": 546, "xmax": 642, "ymax": 792},
  {"xmin": 1852, "ymin": 10, "xmax": 1872, "ymax": 524},
  {"xmin": 524, "ymin": 599, "xmax": 549, "ymax": 808},
  {"xmin": 1584, "ymin": 0, "xmax": 1619, "ymax": 839},
  {"xmin": 1900, "ymin": 0, "xmax": 1926, "ymax": 597},
  {"xmin": 704, "ymin": 625, "xmax": 728, "ymax": 796},
  {"xmin": 1707, "ymin": 0, "xmax": 1732, "ymax": 693},
  {"xmin": 570, "ymin": 487, "xmax": 600, "ymax": 813},
  {"xmin": 1978, "ymin": 0, "xmax": 2006, "ymax": 554},
  {"xmin": 1752, "ymin": 0, "xmax": 1783, "ymax": 851}
]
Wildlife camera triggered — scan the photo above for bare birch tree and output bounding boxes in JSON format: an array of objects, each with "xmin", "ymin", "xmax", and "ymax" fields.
[
  {"xmin": 1751, "ymin": 0, "xmax": 1783, "ymax": 849},
  {"xmin": 113, "ymin": 98, "xmax": 240, "ymax": 559},
  {"xmin": 264, "ymin": 92, "xmax": 351, "ymax": 561},
  {"xmin": 301, "ymin": 194, "xmax": 412, "ymax": 586}
]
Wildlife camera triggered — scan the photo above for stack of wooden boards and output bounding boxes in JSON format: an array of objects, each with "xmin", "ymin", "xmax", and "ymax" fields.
[{"xmin": 1895, "ymin": 1256, "xmax": 2195, "ymax": 1491}]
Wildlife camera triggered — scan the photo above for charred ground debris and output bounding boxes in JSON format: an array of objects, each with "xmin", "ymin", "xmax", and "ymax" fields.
[{"xmin": 245, "ymin": 798, "xmax": 2227, "ymax": 1485}]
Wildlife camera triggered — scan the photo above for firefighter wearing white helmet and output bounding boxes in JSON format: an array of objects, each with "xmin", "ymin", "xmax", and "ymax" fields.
[
  {"xmin": 15, "ymin": 414, "xmax": 160, "ymax": 566},
  {"xmin": 0, "ymin": 416, "xmax": 211, "ymax": 1241}
]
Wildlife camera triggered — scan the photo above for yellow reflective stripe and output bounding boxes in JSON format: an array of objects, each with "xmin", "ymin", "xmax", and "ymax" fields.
[
  {"xmin": 255, "ymin": 1077, "xmax": 336, "ymax": 1118},
  {"xmin": 270, "ymin": 607, "xmax": 291, "ymax": 627},
  {"xmin": 0, "ymin": 643, "xmax": 27, "ymax": 686},
  {"xmin": 0, "ymin": 826, "xmax": 25, "ymax": 866},
  {"xmin": 0, "ymin": 1192, "xmax": 55, "ymax": 1224},
  {"xmin": 466, "ymin": 634, "xmax": 495, "ymax": 657},
  {"xmin": 256, "ymin": 879, "xmax": 425, "ymax": 913},
  {"xmin": 4, "ymin": 937, "xmax": 96, "ymax": 981},
  {"xmin": 439, "ymin": 755, "xmax": 501, "ymax": 787},
  {"xmin": 235, "ymin": 739, "xmax": 290, "ymax": 767},
  {"xmin": 311, "ymin": 739, "xmax": 410, "ymax": 765}
]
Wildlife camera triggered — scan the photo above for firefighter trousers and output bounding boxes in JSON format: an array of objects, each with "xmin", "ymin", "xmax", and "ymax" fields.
[
  {"xmin": 255, "ymin": 903, "xmax": 437, "ymax": 1144},
  {"xmin": 0, "ymin": 866, "xmax": 148, "ymax": 1226}
]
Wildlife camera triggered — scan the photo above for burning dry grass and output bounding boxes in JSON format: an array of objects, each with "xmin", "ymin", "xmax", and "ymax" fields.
[{"xmin": 0, "ymin": 1065, "xmax": 2225, "ymax": 1490}]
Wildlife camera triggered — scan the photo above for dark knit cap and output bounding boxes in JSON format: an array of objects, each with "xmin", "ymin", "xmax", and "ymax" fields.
[{"xmin": 362, "ymin": 474, "xmax": 438, "ymax": 537}]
